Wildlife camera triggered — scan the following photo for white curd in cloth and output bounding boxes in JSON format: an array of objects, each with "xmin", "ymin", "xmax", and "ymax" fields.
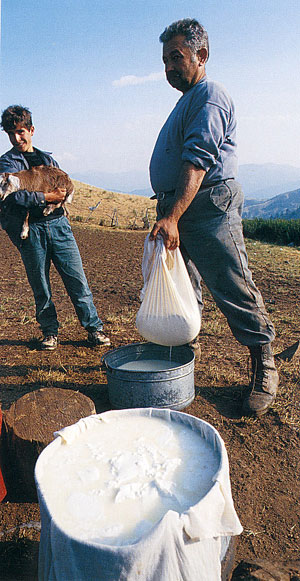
[{"xmin": 40, "ymin": 415, "xmax": 219, "ymax": 545}]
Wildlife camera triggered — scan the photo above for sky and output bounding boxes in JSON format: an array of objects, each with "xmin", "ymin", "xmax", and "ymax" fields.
[{"xmin": 0, "ymin": 0, "xmax": 300, "ymax": 190}]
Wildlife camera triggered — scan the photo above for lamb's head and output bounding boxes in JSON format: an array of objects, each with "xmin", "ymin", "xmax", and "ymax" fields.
[{"xmin": 0, "ymin": 173, "xmax": 21, "ymax": 200}]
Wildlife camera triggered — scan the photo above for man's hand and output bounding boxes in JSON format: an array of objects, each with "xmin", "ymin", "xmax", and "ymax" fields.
[
  {"xmin": 44, "ymin": 188, "xmax": 67, "ymax": 203},
  {"xmin": 150, "ymin": 216, "xmax": 180, "ymax": 250}
]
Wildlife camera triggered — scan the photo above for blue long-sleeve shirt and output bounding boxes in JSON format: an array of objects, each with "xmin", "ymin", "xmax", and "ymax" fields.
[{"xmin": 149, "ymin": 76, "xmax": 238, "ymax": 193}]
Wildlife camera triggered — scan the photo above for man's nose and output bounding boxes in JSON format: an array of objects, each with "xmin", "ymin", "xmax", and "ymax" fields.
[{"xmin": 165, "ymin": 62, "xmax": 174, "ymax": 73}]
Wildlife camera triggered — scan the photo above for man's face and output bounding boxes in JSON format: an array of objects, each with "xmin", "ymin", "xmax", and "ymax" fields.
[
  {"xmin": 162, "ymin": 34, "xmax": 206, "ymax": 94},
  {"xmin": 7, "ymin": 123, "xmax": 34, "ymax": 153}
]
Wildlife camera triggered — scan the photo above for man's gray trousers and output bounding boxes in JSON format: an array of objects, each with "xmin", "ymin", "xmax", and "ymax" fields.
[{"xmin": 156, "ymin": 179, "xmax": 275, "ymax": 347}]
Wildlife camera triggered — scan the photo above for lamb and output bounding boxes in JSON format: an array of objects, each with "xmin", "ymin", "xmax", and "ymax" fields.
[{"xmin": 0, "ymin": 165, "xmax": 74, "ymax": 239}]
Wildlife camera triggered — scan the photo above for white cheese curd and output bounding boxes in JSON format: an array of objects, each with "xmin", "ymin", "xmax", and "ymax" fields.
[{"xmin": 40, "ymin": 416, "xmax": 219, "ymax": 546}]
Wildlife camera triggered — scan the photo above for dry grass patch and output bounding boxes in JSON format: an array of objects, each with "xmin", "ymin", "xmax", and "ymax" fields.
[{"xmin": 70, "ymin": 180, "xmax": 156, "ymax": 230}]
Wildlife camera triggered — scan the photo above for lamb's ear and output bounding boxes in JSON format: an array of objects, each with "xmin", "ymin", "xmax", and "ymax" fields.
[
  {"xmin": 0, "ymin": 173, "xmax": 9, "ymax": 186},
  {"xmin": 6, "ymin": 174, "xmax": 21, "ymax": 190}
]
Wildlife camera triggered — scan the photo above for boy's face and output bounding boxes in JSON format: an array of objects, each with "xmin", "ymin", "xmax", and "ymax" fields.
[{"xmin": 7, "ymin": 123, "xmax": 34, "ymax": 153}]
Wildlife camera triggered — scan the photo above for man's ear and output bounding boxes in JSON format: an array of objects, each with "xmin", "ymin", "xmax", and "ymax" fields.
[
  {"xmin": 198, "ymin": 48, "xmax": 208, "ymax": 65},
  {"xmin": 30, "ymin": 126, "xmax": 35, "ymax": 137}
]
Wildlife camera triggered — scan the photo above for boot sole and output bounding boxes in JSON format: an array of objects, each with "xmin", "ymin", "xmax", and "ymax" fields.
[{"xmin": 242, "ymin": 399, "xmax": 276, "ymax": 417}]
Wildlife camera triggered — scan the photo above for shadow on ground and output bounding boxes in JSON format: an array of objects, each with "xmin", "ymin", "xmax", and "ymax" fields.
[{"xmin": 194, "ymin": 383, "xmax": 246, "ymax": 419}]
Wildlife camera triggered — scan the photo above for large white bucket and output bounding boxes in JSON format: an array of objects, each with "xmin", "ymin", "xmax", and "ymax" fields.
[{"xmin": 35, "ymin": 408, "xmax": 242, "ymax": 581}]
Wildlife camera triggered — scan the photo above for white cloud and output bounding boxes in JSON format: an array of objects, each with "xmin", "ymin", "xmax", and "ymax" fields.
[{"xmin": 113, "ymin": 71, "xmax": 164, "ymax": 88}]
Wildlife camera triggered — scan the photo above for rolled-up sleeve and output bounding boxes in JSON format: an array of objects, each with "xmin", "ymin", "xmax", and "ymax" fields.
[{"xmin": 182, "ymin": 102, "xmax": 229, "ymax": 171}]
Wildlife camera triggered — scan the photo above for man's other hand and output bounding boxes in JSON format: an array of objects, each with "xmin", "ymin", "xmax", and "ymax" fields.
[{"xmin": 44, "ymin": 188, "xmax": 67, "ymax": 203}]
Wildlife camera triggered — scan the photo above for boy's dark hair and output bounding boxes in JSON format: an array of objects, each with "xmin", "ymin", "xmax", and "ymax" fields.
[{"xmin": 1, "ymin": 105, "xmax": 33, "ymax": 132}]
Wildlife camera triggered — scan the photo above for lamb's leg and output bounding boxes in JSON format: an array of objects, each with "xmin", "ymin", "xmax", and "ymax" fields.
[
  {"xmin": 21, "ymin": 211, "xmax": 30, "ymax": 239},
  {"xmin": 65, "ymin": 190, "xmax": 74, "ymax": 204},
  {"xmin": 43, "ymin": 187, "xmax": 73, "ymax": 216},
  {"xmin": 43, "ymin": 202, "xmax": 62, "ymax": 216},
  {"xmin": 62, "ymin": 202, "xmax": 70, "ymax": 219}
]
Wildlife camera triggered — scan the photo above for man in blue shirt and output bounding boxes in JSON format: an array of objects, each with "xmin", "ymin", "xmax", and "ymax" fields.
[
  {"xmin": 0, "ymin": 105, "xmax": 110, "ymax": 350},
  {"xmin": 150, "ymin": 19, "xmax": 278, "ymax": 417}
]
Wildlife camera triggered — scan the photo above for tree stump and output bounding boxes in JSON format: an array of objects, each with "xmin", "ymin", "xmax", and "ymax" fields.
[
  {"xmin": 0, "ymin": 405, "xmax": 7, "ymax": 501},
  {"xmin": 3, "ymin": 388, "xmax": 96, "ymax": 501}
]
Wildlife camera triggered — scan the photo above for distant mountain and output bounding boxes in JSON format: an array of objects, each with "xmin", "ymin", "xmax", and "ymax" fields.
[
  {"xmin": 130, "ymin": 188, "xmax": 153, "ymax": 198},
  {"xmin": 238, "ymin": 163, "xmax": 300, "ymax": 200},
  {"xmin": 71, "ymin": 163, "xmax": 300, "ymax": 202},
  {"xmin": 243, "ymin": 199, "xmax": 261, "ymax": 208},
  {"xmin": 283, "ymin": 206, "xmax": 300, "ymax": 220},
  {"xmin": 128, "ymin": 164, "xmax": 300, "ymax": 201},
  {"xmin": 242, "ymin": 187, "xmax": 300, "ymax": 219},
  {"xmin": 70, "ymin": 170, "xmax": 151, "ymax": 194}
]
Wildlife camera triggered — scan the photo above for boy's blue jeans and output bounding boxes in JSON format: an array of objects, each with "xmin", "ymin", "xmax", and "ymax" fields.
[
  {"xmin": 157, "ymin": 179, "xmax": 275, "ymax": 347},
  {"xmin": 19, "ymin": 216, "xmax": 103, "ymax": 336}
]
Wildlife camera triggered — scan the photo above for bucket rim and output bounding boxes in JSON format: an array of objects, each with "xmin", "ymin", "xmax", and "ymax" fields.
[
  {"xmin": 35, "ymin": 408, "xmax": 228, "ymax": 550},
  {"xmin": 101, "ymin": 341, "xmax": 195, "ymax": 370}
]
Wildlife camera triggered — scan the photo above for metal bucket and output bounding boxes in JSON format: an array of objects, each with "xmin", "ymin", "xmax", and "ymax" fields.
[{"xmin": 102, "ymin": 342, "xmax": 195, "ymax": 410}]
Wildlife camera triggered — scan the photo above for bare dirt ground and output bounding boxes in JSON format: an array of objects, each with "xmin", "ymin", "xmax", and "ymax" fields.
[{"xmin": 0, "ymin": 224, "xmax": 299, "ymax": 580}]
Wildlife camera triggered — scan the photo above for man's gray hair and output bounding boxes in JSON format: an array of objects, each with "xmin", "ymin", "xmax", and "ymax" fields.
[{"xmin": 159, "ymin": 18, "xmax": 209, "ymax": 61}]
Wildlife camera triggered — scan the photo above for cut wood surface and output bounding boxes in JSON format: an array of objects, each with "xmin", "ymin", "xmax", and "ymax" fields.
[
  {"xmin": 0, "ymin": 406, "xmax": 7, "ymax": 501},
  {"xmin": 3, "ymin": 388, "xmax": 96, "ymax": 500}
]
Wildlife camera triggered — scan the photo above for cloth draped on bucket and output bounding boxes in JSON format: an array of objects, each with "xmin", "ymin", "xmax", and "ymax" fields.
[{"xmin": 35, "ymin": 408, "xmax": 242, "ymax": 581}]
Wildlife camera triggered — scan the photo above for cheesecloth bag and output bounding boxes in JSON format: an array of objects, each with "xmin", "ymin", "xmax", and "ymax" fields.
[{"xmin": 136, "ymin": 234, "xmax": 201, "ymax": 346}]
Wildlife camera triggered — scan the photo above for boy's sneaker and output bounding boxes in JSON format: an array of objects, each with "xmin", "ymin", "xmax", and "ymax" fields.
[
  {"xmin": 87, "ymin": 330, "xmax": 111, "ymax": 347},
  {"xmin": 41, "ymin": 335, "xmax": 58, "ymax": 351}
]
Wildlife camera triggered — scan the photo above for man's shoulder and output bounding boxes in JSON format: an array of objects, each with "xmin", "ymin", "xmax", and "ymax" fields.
[{"xmin": 193, "ymin": 77, "xmax": 234, "ymax": 109}]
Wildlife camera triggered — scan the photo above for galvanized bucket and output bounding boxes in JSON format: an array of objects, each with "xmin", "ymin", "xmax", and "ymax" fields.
[{"xmin": 102, "ymin": 342, "xmax": 195, "ymax": 410}]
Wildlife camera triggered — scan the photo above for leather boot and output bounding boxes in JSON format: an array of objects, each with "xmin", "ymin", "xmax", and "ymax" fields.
[
  {"xmin": 188, "ymin": 337, "xmax": 201, "ymax": 362},
  {"xmin": 243, "ymin": 344, "xmax": 279, "ymax": 417}
]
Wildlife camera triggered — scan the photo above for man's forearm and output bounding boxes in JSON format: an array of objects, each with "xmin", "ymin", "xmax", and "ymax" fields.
[
  {"xmin": 150, "ymin": 162, "xmax": 206, "ymax": 249},
  {"xmin": 166, "ymin": 162, "xmax": 206, "ymax": 221}
]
